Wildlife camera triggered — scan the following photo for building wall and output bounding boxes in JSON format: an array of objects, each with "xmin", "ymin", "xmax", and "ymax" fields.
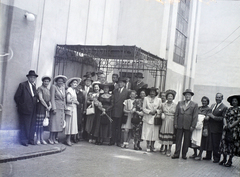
[
  {"xmin": 194, "ymin": 1, "xmax": 240, "ymax": 106},
  {"xmin": 0, "ymin": 0, "xmax": 201, "ymax": 134}
]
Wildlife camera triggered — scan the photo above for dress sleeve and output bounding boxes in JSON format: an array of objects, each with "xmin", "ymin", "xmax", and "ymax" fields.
[
  {"xmin": 143, "ymin": 97, "xmax": 151, "ymax": 114},
  {"xmin": 50, "ymin": 85, "xmax": 56, "ymax": 110}
]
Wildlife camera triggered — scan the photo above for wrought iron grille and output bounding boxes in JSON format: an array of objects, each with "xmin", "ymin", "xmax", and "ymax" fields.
[{"xmin": 54, "ymin": 45, "xmax": 167, "ymax": 90}]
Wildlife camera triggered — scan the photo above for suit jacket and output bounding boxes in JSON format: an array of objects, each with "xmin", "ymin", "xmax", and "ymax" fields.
[
  {"xmin": 208, "ymin": 103, "xmax": 228, "ymax": 133},
  {"xmin": 174, "ymin": 100, "xmax": 198, "ymax": 130},
  {"xmin": 112, "ymin": 88, "xmax": 129, "ymax": 118},
  {"xmin": 82, "ymin": 85, "xmax": 93, "ymax": 111},
  {"xmin": 14, "ymin": 81, "xmax": 37, "ymax": 115},
  {"xmin": 131, "ymin": 81, "xmax": 147, "ymax": 91},
  {"xmin": 125, "ymin": 82, "xmax": 132, "ymax": 90}
]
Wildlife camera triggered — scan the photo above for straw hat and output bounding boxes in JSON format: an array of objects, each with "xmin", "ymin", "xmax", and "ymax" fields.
[
  {"xmin": 66, "ymin": 77, "xmax": 82, "ymax": 87},
  {"xmin": 54, "ymin": 75, "xmax": 67, "ymax": 83}
]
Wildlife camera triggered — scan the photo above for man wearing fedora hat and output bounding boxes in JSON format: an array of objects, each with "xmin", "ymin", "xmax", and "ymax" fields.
[
  {"xmin": 14, "ymin": 70, "xmax": 38, "ymax": 146},
  {"xmin": 131, "ymin": 73, "xmax": 148, "ymax": 91},
  {"xmin": 111, "ymin": 78, "xmax": 129, "ymax": 146},
  {"xmin": 172, "ymin": 89, "xmax": 198, "ymax": 159}
]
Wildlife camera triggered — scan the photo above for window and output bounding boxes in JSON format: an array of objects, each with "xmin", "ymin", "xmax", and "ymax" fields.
[{"xmin": 173, "ymin": 0, "xmax": 190, "ymax": 65}]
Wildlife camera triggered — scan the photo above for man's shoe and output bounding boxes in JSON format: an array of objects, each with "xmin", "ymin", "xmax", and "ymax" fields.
[
  {"xmin": 224, "ymin": 161, "xmax": 232, "ymax": 167},
  {"xmin": 182, "ymin": 156, "xmax": 187, "ymax": 160},
  {"xmin": 213, "ymin": 160, "xmax": 219, "ymax": 163},
  {"xmin": 203, "ymin": 157, "xmax": 211, "ymax": 160},
  {"xmin": 171, "ymin": 155, "xmax": 179, "ymax": 159},
  {"xmin": 22, "ymin": 142, "xmax": 28, "ymax": 146},
  {"xmin": 189, "ymin": 154, "xmax": 197, "ymax": 159}
]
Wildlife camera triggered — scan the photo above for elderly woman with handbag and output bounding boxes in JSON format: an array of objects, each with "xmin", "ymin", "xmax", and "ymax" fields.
[
  {"xmin": 48, "ymin": 75, "xmax": 67, "ymax": 144},
  {"xmin": 159, "ymin": 89, "xmax": 177, "ymax": 157},
  {"xmin": 190, "ymin": 96, "xmax": 211, "ymax": 160},
  {"xmin": 65, "ymin": 77, "xmax": 81, "ymax": 146},
  {"xmin": 142, "ymin": 87, "xmax": 162, "ymax": 152},
  {"xmin": 36, "ymin": 76, "xmax": 52, "ymax": 145},
  {"xmin": 85, "ymin": 83, "xmax": 100, "ymax": 143}
]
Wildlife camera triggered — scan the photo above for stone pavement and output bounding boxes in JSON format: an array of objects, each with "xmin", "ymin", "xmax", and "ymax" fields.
[{"xmin": 0, "ymin": 139, "xmax": 239, "ymax": 177}]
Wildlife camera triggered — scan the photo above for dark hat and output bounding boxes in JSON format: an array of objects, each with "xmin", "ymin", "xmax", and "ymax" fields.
[
  {"xmin": 54, "ymin": 75, "xmax": 67, "ymax": 83},
  {"xmin": 66, "ymin": 77, "xmax": 82, "ymax": 87},
  {"xmin": 183, "ymin": 89, "xmax": 194, "ymax": 96},
  {"xmin": 135, "ymin": 72, "xmax": 144, "ymax": 78},
  {"xmin": 84, "ymin": 77, "xmax": 93, "ymax": 83},
  {"xmin": 83, "ymin": 72, "xmax": 95, "ymax": 78},
  {"xmin": 137, "ymin": 87, "xmax": 149, "ymax": 98},
  {"xmin": 26, "ymin": 70, "xmax": 38, "ymax": 77},
  {"xmin": 95, "ymin": 70, "xmax": 104, "ymax": 75},
  {"xmin": 41, "ymin": 76, "xmax": 51, "ymax": 82},
  {"xmin": 99, "ymin": 83, "xmax": 114, "ymax": 91},
  {"xmin": 117, "ymin": 77, "xmax": 126, "ymax": 83},
  {"xmin": 147, "ymin": 87, "xmax": 158, "ymax": 96},
  {"xmin": 166, "ymin": 89, "xmax": 176, "ymax": 99},
  {"xmin": 227, "ymin": 95, "xmax": 240, "ymax": 106}
]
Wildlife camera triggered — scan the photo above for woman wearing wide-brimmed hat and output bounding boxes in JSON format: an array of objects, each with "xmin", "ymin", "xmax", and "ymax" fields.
[
  {"xmin": 159, "ymin": 89, "xmax": 177, "ymax": 157},
  {"xmin": 218, "ymin": 95, "xmax": 240, "ymax": 167},
  {"xmin": 36, "ymin": 76, "xmax": 52, "ymax": 145},
  {"xmin": 97, "ymin": 83, "xmax": 114, "ymax": 145},
  {"xmin": 85, "ymin": 82, "xmax": 101, "ymax": 143},
  {"xmin": 48, "ymin": 75, "xmax": 67, "ymax": 144},
  {"xmin": 142, "ymin": 87, "xmax": 162, "ymax": 152},
  {"xmin": 65, "ymin": 77, "xmax": 81, "ymax": 146}
]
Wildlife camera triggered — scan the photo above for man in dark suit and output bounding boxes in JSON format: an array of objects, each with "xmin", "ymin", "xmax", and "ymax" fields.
[
  {"xmin": 204, "ymin": 93, "xmax": 227, "ymax": 163},
  {"xmin": 112, "ymin": 73, "xmax": 119, "ymax": 90},
  {"xmin": 111, "ymin": 78, "xmax": 129, "ymax": 146},
  {"xmin": 172, "ymin": 89, "xmax": 198, "ymax": 159},
  {"xmin": 131, "ymin": 73, "xmax": 147, "ymax": 91},
  {"xmin": 14, "ymin": 70, "xmax": 38, "ymax": 146}
]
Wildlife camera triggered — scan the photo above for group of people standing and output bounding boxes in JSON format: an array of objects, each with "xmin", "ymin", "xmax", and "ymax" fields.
[{"xmin": 14, "ymin": 70, "xmax": 240, "ymax": 167}]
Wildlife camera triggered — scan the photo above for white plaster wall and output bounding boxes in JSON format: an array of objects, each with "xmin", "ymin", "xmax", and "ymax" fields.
[{"xmin": 195, "ymin": 1, "xmax": 240, "ymax": 88}]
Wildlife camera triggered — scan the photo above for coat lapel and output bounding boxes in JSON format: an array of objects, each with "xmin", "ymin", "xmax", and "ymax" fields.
[
  {"xmin": 185, "ymin": 101, "xmax": 193, "ymax": 111},
  {"xmin": 25, "ymin": 81, "xmax": 32, "ymax": 97}
]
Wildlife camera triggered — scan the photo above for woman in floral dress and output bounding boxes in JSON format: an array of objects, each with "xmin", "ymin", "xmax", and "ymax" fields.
[{"xmin": 219, "ymin": 95, "xmax": 240, "ymax": 167}]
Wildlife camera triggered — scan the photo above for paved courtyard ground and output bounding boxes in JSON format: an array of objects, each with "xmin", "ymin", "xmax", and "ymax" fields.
[{"xmin": 0, "ymin": 140, "xmax": 239, "ymax": 177}]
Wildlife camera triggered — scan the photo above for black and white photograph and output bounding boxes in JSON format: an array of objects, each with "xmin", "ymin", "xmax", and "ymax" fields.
[{"xmin": 0, "ymin": 0, "xmax": 239, "ymax": 176}]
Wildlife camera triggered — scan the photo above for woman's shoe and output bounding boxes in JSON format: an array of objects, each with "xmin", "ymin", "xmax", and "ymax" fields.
[
  {"xmin": 224, "ymin": 161, "xmax": 232, "ymax": 167},
  {"xmin": 146, "ymin": 148, "xmax": 151, "ymax": 152},
  {"xmin": 162, "ymin": 151, "xmax": 166, "ymax": 155},
  {"xmin": 41, "ymin": 140, "xmax": 47, "ymax": 145},
  {"xmin": 36, "ymin": 140, "xmax": 41, "ymax": 145},
  {"xmin": 89, "ymin": 139, "xmax": 93, "ymax": 143},
  {"xmin": 195, "ymin": 156, "xmax": 202, "ymax": 160},
  {"xmin": 189, "ymin": 154, "xmax": 197, "ymax": 159},
  {"xmin": 66, "ymin": 141, "xmax": 72, "ymax": 146},
  {"xmin": 134, "ymin": 145, "xmax": 139, "ymax": 150},
  {"xmin": 54, "ymin": 140, "xmax": 59, "ymax": 144},
  {"xmin": 48, "ymin": 139, "xmax": 54, "ymax": 145},
  {"xmin": 219, "ymin": 160, "xmax": 226, "ymax": 165},
  {"xmin": 166, "ymin": 150, "xmax": 171, "ymax": 157},
  {"xmin": 160, "ymin": 146, "xmax": 164, "ymax": 152},
  {"xmin": 138, "ymin": 146, "xmax": 142, "ymax": 150}
]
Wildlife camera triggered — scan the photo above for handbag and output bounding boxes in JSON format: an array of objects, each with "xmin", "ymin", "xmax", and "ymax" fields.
[
  {"xmin": 122, "ymin": 114, "xmax": 128, "ymax": 124},
  {"xmin": 154, "ymin": 115, "xmax": 162, "ymax": 125},
  {"xmin": 86, "ymin": 103, "xmax": 95, "ymax": 115},
  {"xmin": 43, "ymin": 111, "xmax": 49, "ymax": 127},
  {"xmin": 202, "ymin": 128, "xmax": 208, "ymax": 137},
  {"xmin": 131, "ymin": 113, "xmax": 140, "ymax": 124}
]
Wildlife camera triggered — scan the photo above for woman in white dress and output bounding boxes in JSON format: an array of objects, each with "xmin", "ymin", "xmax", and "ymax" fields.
[
  {"xmin": 159, "ymin": 89, "xmax": 177, "ymax": 157},
  {"xmin": 142, "ymin": 87, "xmax": 162, "ymax": 152},
  {"xmin": 121, "ymin": 90, "xmax": 137, "ymax": 148},
  {"xmin": 65, "ymin": 77, "xmax": 81, "ymax": 146}
]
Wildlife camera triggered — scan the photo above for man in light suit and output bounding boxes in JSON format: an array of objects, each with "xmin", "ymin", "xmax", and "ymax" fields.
[
  {"xmin": 172, "ymin": 89, "xmax": 198, "ymax": 159},
  {"xmin": 204, "ymin": 93, "xmax": 227, "ymax": 163},
  {"xmin": 111, "ymin": 78, "xmax": 129, "ymax": 146},
  {"xmin": 14, "ymin": 70, "xmax": 38, "ymax": 146}
]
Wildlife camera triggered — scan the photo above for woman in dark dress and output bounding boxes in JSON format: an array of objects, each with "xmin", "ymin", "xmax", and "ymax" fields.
[
  {"xmin": 36, "ymin": 76, "xmax": 51, "ymax": 145},
  {"xmin": 132, "ymin": 88, "xmax": 147, "ymax": 150},
  {"xmin": 75, "ymin": 84, "xmax": 85, "ymax": 142},
  {"xmin": 219, "ymin": 95, "xmax": 240, "ymax": 167},
  {"xmin": 85, "ymin": 83, "xmax": 100, "ymax": 143},
  {"xmin": 193, "ymin": 96, "xmax": 211, "ymax": 160},
  {"xmin": 98, "ymin": 83, "xmax": 114, "ymax": 145}
]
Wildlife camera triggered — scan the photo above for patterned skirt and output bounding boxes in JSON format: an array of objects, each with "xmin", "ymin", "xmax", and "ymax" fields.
[
  {"xmin": 132, "ymin": 122, "xmax": 142, "ymax": 142},
  {"xmin": 36, "ymin": 102, "xmax": 46, "ymax": 129}
]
